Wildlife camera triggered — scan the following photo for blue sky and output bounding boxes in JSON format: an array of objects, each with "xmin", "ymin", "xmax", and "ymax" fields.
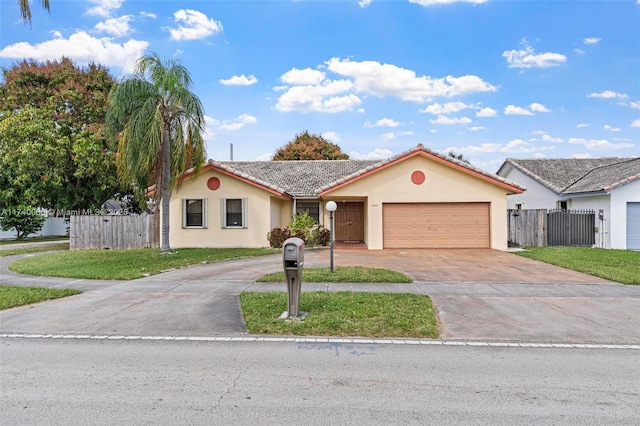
[{"xmin": 1, "ymin": 0, "xmax": 639, "ymax": 172}]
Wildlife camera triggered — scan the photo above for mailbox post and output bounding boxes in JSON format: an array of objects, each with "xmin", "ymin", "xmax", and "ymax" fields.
[{"xmin": 282, "ymin": 237, "xmax": 305, "ymax": 319}]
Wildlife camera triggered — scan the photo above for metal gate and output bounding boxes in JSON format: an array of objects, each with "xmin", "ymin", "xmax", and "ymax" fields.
[{"xmin": 547, "ymin": 209, "xmax": 595, "ymax": 246}]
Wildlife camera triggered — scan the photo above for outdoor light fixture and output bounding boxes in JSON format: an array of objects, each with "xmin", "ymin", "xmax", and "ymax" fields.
[{"xmin": 326, "ymin": 201, "xmax": 337, "ymax": 273}]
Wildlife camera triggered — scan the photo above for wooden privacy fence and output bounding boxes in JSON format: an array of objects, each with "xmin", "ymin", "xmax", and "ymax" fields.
[
  {"xmin": 70, "ymin": 215, "xmax": 158, "ymax": 250},
  {"xmin": 508, "ymin": 209, "xmax": 596, "ymax": 247},
  {"xmin": 507, "ymin": 209, "xmax": 547, "ymax": 247}
]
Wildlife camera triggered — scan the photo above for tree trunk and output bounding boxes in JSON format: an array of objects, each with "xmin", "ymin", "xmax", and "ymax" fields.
[{"xmin": 160, "ymin": 126, "xmax": 172, "ymax": 252}]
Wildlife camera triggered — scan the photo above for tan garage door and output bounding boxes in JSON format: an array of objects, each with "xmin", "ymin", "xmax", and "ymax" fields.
[{"xmin": 383, "ymin": 203, "xmax": 490, "ymax": 248}]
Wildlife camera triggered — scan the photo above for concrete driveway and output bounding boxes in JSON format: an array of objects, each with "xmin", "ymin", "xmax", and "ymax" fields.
[{"xmin": 1, "ymin": 248, "xmax": 639, "ymax": 344}]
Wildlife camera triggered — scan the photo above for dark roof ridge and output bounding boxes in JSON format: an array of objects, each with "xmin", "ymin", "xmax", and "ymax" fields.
[{"xmin": 566, "ymin": 157, "xmax": 639, "ymax": 191}]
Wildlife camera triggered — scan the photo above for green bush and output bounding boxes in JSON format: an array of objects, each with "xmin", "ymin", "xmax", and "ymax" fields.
[
  {"xmin": 313, "ymin": 227, "xmax": 331, "ymax": 246},
  {"xmin": 267, "ymin": 227, "xmax": 291, "ymax": 248},
  {"xmin": 290, "ymin": 211, "xmax": 317, "ymax": 242},
  {"xmin": 0, "ymin": 205, "xmax": 46, "ymax": 239},
  {"xmin": 267, "ymin": 212, "xmax": 331, "ymax": 248}
]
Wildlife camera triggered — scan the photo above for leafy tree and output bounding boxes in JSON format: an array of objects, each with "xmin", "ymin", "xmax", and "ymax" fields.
[
  {"xmin": 17, "ymin": 0, "xmax": 50, "ymax": 24},
  {"xmin": 0, "ymin": 58, "xmax": 119, "ymax": 211},
  {"xmin": 0, "ymin": 205, "xmax": 46, "ymax": 239},
  {"xmin": 273, "ymin": 131, "xmax": 349, "ymax": 160},
  {"xmin": 106, "ymin": 52, "xmax": 206, "ymax": 253}
]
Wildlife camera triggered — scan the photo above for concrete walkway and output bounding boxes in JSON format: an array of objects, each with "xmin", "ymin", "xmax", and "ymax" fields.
[{"xmin": 1, "ymin": 249, "xmax": 639, "ymax": 343}]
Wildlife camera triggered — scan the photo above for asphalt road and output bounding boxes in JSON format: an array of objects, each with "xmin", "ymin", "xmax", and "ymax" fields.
[{"xmin": 1, "ymin": 338, "xmax": 638, "ymax": 425}]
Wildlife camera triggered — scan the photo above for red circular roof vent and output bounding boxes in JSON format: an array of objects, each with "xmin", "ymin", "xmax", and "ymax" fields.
[
  {"xmin": 411, "ymin": 171, "xmax": 425, "ymax": 185},
  {"xmin": 207, "ymin": 177, "xmax": 221, "ymax": 190}
]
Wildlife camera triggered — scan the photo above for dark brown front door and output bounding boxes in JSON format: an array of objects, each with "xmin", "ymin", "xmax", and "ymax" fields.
[{"xmin": 335, "ymin": 202, "xmax": 364, "ymax": 241}]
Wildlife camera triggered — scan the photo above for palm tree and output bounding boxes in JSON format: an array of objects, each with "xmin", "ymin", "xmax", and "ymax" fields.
[
  {"xmin": 106, "ymin": 52, "xmax": 206, "ymax": 252},
  {"xmin": 18, "ymin": 0, "xmax": 50, "ymax": 23},
  {"xmin": 447, "ymin": 151, "xmax": 471, "ymax": 164}
]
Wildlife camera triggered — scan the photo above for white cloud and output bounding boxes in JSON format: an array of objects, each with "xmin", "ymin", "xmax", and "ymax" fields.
[
  {"xmin": 349, "ymin": 148, "xmax": 394, "ymax": 160},
  {"xmin": 381, "ymin": 132, "xmax": 396, "ymax": 141},
  {"xmin": 573, "ymin": 48, "xmax": 585, "ymax": 55},
  {"xmin": 202, "ymin": 115, "xmax": 219, "ymax": 143},
  {"xmin": 276, "ymin": 57, "xmax": 495, "ymax": 113},
  {"xmin": 631, "ymin": 119, "xmax": 640, "ymax": 128},
  {"xmin": 325, "ymin": 57, "xmax": 496, "ymax": 101},
  {"xmin": 587, "ymin": 90, "xmax": 628, "ymax": 99},
  {"xmin": 583, "ymin": 37, "xmax": 601, "ymax": 45},
  {"xmin": 86, "ymin": 0, "xmax": 123, "ymax": 17},
  {"xmin": 275, "ymin": 79, "xmax": 360, "ymax": 113},
  {"xmin": 504, "ymin": 105, "xmax": 534, "ymax": 116},
  {"xmin": 603, "ymin": 124, "xmax": 620, "ymax": 132},
  {"xmin": 255, "ymin": 152, "xmax": 273, "ymax": 161},
  {"xmin": 476, "ymin": 107, "xmax": 497, "ymax": 117},
  {"xmin": 502, "ymin": 39, "xmax": 566, "ymax": 69},
  {"xmin": 629, "ymin": 101, "xmax": 640, "ymax": 109},
  {"xmin": 322, "ymin": 94, "xmax": 363, "ymax": 113},
  {"xmin": 420, "ymin": 101, "xmax": 470, "ymax": 115},
  {"xmin": 321, "ymin": 131, "xmax": 341, "ymax": 142},
  {"xmin": 541, "ymin": 134, "xmax": 564, "ymax": 143},
  {"xmin": 94, "ymin": 15, "xmax": 134, "ymax": 37},
  {"xmin": 576, "ymin": 123, "xmax": 590, "ymax": 128},
  {"xmin": 364, "ymin": 118, "xmax": 400, "ymax": 128},
  {"xmin": 568, "ymin": 138, "xmax": 634, "ymax": 150},
  {"xmin": 0, "ymin": 31, "xmax": 147, "ymax": 74},
  {"xmin": 281, "ymin": 68, "xmax": 326, "ymax": 85},
  {"xmin": 358, "ymin": 0, "xmax": 373, "ymax": 7},
  {"xmin": 529, "ymin": 102, "xmax": 550, "ymax": 113},
  {"xmin": 219, "ymin": 74, "xmax": 258, "ymax": 86},
  {"xmin": 429, "ymin": 115, "xmax": 472, "ymax": 125},
  {"xmin": 218, "ymin": 113, "xmax": 257, "ymax": 131},
  {"xmin": 140, "ymin": 11, "xmax": 157, "ymax": 19},
  {"xmin": 409, "ymin": 0, "xmax": 488, "ymax": 5},
  {"xmin": 468, "ymin": 126, "xmax": 486, "ymax": 131},
  {"xmin": 167, "ymin": 9, "xmax": 223, "ymax": 41}
]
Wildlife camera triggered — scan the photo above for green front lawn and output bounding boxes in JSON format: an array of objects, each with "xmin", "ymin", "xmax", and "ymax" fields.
[
  {"xmin": 0, "ymin": 285, "xmax": 81, "ymax": 310},
  {"xmin": 515, "ymin": 247, "xmax": 640, "ymax": 285},
  {"xmin": 240, "ymin": 291, "xmax": 439, "ymax": 338},
  {"xmin": 0, "ymin": 243, "xmax": 70, "ymax": 257},
  {"xmin": 257, "ymin": 266, "xmax": 412, "ymax": 283},
  {"xmin": 8, "ymin": 247, "xmax": 279, "ymax": 280}
]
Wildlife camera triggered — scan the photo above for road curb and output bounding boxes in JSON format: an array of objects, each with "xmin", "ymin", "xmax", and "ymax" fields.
[{"xmin": 1, "ymin": 333, "xmax": 638, "ymax": 349}]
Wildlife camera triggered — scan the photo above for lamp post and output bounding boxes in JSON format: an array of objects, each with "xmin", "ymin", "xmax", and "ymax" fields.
[{"xmin": 325, "ymin": 201, "xmax": 337, "ymax": 273}]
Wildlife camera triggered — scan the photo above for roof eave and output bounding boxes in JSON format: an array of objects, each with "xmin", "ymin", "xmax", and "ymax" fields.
[{"xmin": 320, "ymin": 148, "xmax": 525, "ymax": 196}]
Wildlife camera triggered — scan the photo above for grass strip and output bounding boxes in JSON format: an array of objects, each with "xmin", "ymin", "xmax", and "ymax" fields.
[
  {"xmin": 0, "ymin": 243, "xmax": 70, "ymax": 257},
  {"xmin": 0, "ymin": 285, "xmax": 81, "ymax": 310},
  {"xmin": 514, "ymin": 247, "xmax": 640, "ymax": 285},
  {"xmin": 240, "ymin": 291, "xmax": 438, "ymax": 338},
  {"xmin": 8, "ymin": 247, "xmax": 279, "ymax": 280},
  {"xmin": 257, "ymin": 266, "xmax": 412, "ymax": 283},
  {"xmin": 0, "ymin": 237, "xmax": 68, "ymax": 246}
]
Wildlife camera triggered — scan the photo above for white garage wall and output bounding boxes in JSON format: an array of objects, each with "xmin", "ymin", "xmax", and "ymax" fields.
[{"xmin": 611, "ymin": 181, "xmax": 640, "ymax": 250}]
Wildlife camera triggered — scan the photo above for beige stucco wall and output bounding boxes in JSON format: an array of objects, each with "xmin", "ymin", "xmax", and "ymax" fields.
[
  {"xmin": 321, "ymin": 155, "xmax": 511, "ymax": 250},
  {"xmin": 165, "ymin": 169, "xmax": 289, "ymax": 248}
]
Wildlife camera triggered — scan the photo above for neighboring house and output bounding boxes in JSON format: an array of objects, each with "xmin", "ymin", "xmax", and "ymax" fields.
[
  {"xmin": 497, "ymin": 157, "xmax": 640, "ymax": 250},
  {"xmin": 165, "ymin": 145, "xmax": 524, "ymax": 250}
]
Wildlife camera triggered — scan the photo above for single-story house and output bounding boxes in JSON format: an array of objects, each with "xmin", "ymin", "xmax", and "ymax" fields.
[
  {"xmin": 496, "ymin": 157, "xmax": 640, "ymax": 250},
  {"xmin": 165, "ymin": 144, "xmax": 524, "ymax": 250}
]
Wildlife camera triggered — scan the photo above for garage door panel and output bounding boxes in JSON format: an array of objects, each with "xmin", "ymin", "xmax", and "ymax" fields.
[{"xmin": 383, "ymin": 203, "xmax": 490, "ymax": 248}]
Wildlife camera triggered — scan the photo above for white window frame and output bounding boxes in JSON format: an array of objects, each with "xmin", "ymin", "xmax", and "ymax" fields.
[
  {"xmin": 221, "ymin": 198, "xmax": 248, "ymax": 229},
  {"xmin": 182, "ymin": 199, "xmax": 208, "ymax": 229}
]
